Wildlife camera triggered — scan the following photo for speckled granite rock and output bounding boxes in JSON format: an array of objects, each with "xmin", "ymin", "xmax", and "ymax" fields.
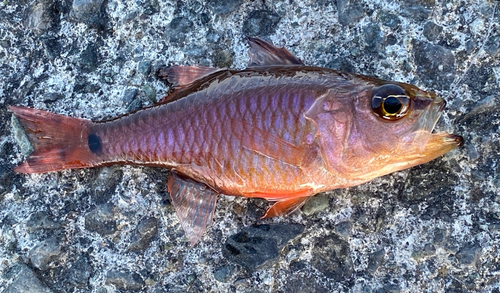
[{"xmin": 1, "ymin": 1, "xmax": 500, "ymax": 292}]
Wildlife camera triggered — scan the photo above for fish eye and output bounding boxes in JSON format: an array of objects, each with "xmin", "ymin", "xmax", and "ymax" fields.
[{"xmin": 371, "ymin": 84, "xmax": 411, "ymax": 120}]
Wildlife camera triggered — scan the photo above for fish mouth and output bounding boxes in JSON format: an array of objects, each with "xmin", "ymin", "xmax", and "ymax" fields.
[
  {"xmin": 421, "ymin": 94, "xmax": 463, "ymax": 154},
  {"xmin": 405, "ymin": 93, "xmax": 463, "ymax": 151}
]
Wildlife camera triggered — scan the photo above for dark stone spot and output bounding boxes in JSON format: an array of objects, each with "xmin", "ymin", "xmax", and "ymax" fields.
[
  {"xmin": 412, "ymin": 40, "xmax": 455, "ymax": 90},
  {"xmin": 423, "ymin": 21, "xmax": 443, "ymax": 42},
  {"xmin": 223, "ymin": 223, "xmax": 304, "ymax": 271},
  {"xmin": 225, "ymin": 244, "xmax": 240, "ymax": 256},
  {"xmin": 88, "ymin": 133, "xmax": 101, "ymax": 153},
  {"xmin": 337, "ymin": 0, "xmax": 364, "ymax": 26},
  {"xmin": 243, "ymin": 10, "xmax": 281, "ymax": 36}
]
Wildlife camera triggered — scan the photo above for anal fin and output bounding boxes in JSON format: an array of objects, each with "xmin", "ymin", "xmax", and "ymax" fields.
[
  {"xmin": 167, "ymin": 172, "xmax": 219, "ymax": 246},
  {"xmin": 262, "ymin": 196, "xmax": 311, "ymax": 219}
]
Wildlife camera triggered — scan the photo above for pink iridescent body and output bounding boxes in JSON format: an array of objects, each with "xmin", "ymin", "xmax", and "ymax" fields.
[
  {"xmin": 10, "ymin": 38, "xmax": 462, "ymax": 245},
  {"xmin": 92, "ymin": 68, "xmax": 353, "ymax": 198}
]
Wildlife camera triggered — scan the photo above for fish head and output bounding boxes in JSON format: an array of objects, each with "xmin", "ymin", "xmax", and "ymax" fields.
[{"xmin": 306, "ymin": 79, "xmax": 463, "ymax": 182}]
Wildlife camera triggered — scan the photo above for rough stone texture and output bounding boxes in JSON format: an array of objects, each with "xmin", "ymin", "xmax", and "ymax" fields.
[
  {"xmin": 28, "ymin": 237, "xmax": 62, "ymax": 270},
  {"xmin": 222, "ymin": 223, "xmax": 305, "ymax": 271},
  {"xmin": 1, "ymin": 0, "xmax": 500, "ymax": 292},
  {"xmin": 105, "ymin": 270, "xmax": 145, "ymax": 291},
  {"xmin": 2, "ymin": 264, "xmax": 53, "ymax": 293},
  {"xmin": 127, "ymin": 217, "xmax": 158, "ymax": 252}
]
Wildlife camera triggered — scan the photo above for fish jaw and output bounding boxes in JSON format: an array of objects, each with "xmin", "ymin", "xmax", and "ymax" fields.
[
  {"xmin": 413, "ymin": 132, "xmax": 463, "ymax": 162},
  {"xmin": 330, "ymin": 132, "xmax": 464, "ymax": 183}
]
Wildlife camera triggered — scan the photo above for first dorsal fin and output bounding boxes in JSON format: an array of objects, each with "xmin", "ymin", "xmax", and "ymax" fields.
[
  {"xmin": 247, "ymin": 37, "xmax": 304, "ymax": 67},
  {"xmin": 167, "ymin": 172, "xmax": 219, "ymax": 246}
]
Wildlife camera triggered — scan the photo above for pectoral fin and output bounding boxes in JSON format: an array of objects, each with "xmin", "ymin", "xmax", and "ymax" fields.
[
  {"xmin": 262, "ymin": 197, "xmax": 311, "ymax": 219},
  {"xmin": 167, "ymin": 172, "xmax": 219, "ymax": 246},
  {"xmin": 238, "ymin": 120, "xmax": 307, "ymax": 167}
]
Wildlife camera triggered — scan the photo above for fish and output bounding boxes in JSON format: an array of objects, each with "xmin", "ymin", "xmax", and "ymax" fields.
[{"xmin": 9, "ymin": 37, "xmax": 463, "ymax": 246}]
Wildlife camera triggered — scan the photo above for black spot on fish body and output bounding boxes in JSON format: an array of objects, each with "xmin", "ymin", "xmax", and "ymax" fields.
[{"xmin": 88, "ymin": 133, "xmax": 102, "ymax": 153}]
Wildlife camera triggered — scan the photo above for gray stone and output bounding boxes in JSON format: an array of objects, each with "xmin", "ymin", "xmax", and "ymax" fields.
[
  {"xmin": 78, "ymin": 43, "xmax": 101, "ymax": 72},
  {"xmin": 382, "ymin": 283, "xmax": 401, "ymax": 293},
  {"xmin": 208, "ymin": 0, "xmax": 242, "ymax": 15},
  {"xmin": 378, "ymin": 11, "xmax": 401, "ymax": 29},
  {"xmin": 423, "ymin": 21, "xmax": 443, "ymax": 42},
  {"xmin": 223, "ymin": 223, "xmax": 304, "ymax": 271},
  {"xmin": 59, "ymin": 255, "xmax": 92, "ymax": 288},
  {"xmin": 168, "ymin": 17, "xmax": 194, "ymax": 45},
  {"xmin": 281, "ymin": 274, "xmax": 330, "ymax": 293},
  {"xmin": 126, "ymin": 97, "xmax": 143, "ymax": 112},
  {"xmin": 212, "ymin": 48, "xmax": 233, "ymax": 68},
  {"xmin": 142, "ymin": 0, "xmax": 159, "ymax": 16},
  {"xmin": 84, "ymin": 204, "xmax": 117, "ymax": 236},
  {"xmin": 337, "ymin": 0, "xmax": 364, "ymax": 26},
  {"xmin": 122, "ymin": 87, "xmax": 139, "ymax": 105},
  {"xmin": 302, "ymin": 193, "xmax": 329, "ymax": 216},
  {"xmin": 70, "ymin": 0, "xmax": 107, "ymax": 29},
  {"xmin": 412, "ymin": 39, "xmax": 455, "ymax": 90},
  {"xmin": 138, "ymin": 61, "xmax": 151, "ymax": 76},
  {"xmin": 243, "ymin": 10, "xmax": 281, "ymax": 37},
  {"xmin": 400, "ymin": 1, "xmax": 432, "ymax": 21},
  {"xmin": 185, "ymin": 45, "xmax": 206, "ymax": 58},
  {"xmin": 367, "ymin": 249, "xmax": 385, "ymax": 274},
  {"xmin": 326, "ymin": 57, "xmax": 355, "ymax": 73},
  {"xmin": 10, "ymin": 114, "xmax": 33, "ymax": 157},
  {"xmin": 29, "ymin": 237, "xmax": 62, "ymax": 270},
  {"xmin": 464, "ymin": 65, "xmax": 496, "ymax": 94},
  {"xmin": 433, "ymin": 228, "xmax": 446, "ymax": 244},
  {"xmin": 335, "ymin": 221, "xmax": 352, "ymax": 237},
  {"xmin": 90, "ymin": 167, "xmax": 123, "ymax": 205},
  {"xmin": 311, "ymin": 234, "xmax": 353, "ymax": 281},
  {"xmin": 485, "ymin": 34, "xmax": 500, "ymax": 56},
  {"xmin": 213, "ymin": 265, "xmax": 234, "ymax": 282},
  {"xmin": 460, "ymin": 95, "xmax": 498, "ymax": 122},
  {"xmin": 455, "ymin": 244, "xmax": 481, "ymax": 265},
  {"xmin": 363, "ymin": 23, "xmax": 383, "ymax": 53},
  {"xmin": 25, "ymin": 0, "xmax": 58, "ymax": 34},
  {"xmin": 142, "ymin": 84, "xmax": 157, "ymax": 103},
  {"xmin": 128, "ymin": 217, "xmax": 158, "ymax": 252},
  {"xmin": 105, "ymin": 270, "xmax": 144, "ymax": 291},
  {"xmin": 42, "ymin": 93, "xmax": 64, "ymax": 103},
  {"xmin": 73, "ymin": 78, "xmax": 101, "ymax": 94},
  {"xmin": 3, "ymin": 264, "xmax": 53, "ymax": 293}
]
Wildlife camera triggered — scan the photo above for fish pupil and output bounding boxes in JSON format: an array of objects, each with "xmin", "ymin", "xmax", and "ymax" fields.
[
  {"xmin": 383, "ymin": 97, "xmax": 402, "ymax": 114},
  {"xmin": 371, "ymin": 84, "xmax": 410, "ymax": 120}
]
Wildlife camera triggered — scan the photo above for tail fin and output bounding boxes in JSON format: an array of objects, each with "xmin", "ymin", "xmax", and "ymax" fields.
[{"xmin": 9, "ymin": 106, "xmax": 100, "ymax": 174}]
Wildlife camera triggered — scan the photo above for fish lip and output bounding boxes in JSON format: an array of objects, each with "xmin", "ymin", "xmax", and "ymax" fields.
[
  {"xmin": 430, "ymin": 132, "xmax": 464, "ymax": 148},
  {"xmin": 444, "ymin": 133, "xmax": 464, "ymax": 147}
]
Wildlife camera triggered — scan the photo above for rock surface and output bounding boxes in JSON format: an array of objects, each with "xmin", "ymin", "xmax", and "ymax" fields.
[{"xmin": 1, "ymin": 0, "xmax": 499, "ymax": 292}]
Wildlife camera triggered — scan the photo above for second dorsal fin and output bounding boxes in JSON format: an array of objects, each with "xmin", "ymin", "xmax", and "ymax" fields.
[{"xmin": 247, "ymin": 37, "xmax": 304, "ymax": 67}]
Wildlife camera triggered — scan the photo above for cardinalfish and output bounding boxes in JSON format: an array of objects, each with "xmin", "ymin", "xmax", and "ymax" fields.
[{"xmin": 9, "ymin": 37, "xmax": 463, "ymax": 246}]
